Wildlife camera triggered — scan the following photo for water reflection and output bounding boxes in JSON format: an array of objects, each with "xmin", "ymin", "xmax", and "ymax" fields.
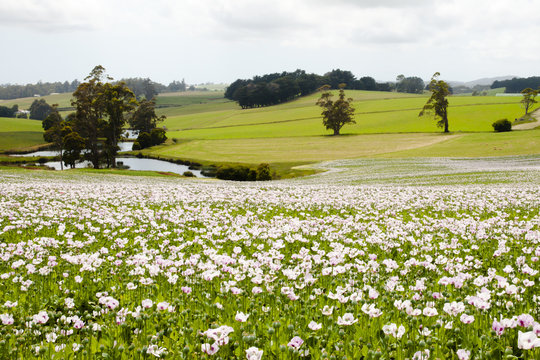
[
  {"xmin": 13, "ymin": 142, "xmax": 133, "ymax": 157},
  {"xmin": 44, "ymin": 157, "xmax": 205, "ymax": 177}
]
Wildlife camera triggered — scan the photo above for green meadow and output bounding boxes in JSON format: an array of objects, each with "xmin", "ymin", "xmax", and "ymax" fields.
[
  {"xmin": 160, "ymin": 91, "xmax": 531, "ymax": 140},
  {"xmin": 0, "ymin": 117, "xmax": 45, "ymax": 151},
  {"xmin": 140, "ymin": 90, "xmax": 540, "ymax": 169},
  {"xmin": 0, "ymin": 92, "xmax": 73, "ymax": 109}
]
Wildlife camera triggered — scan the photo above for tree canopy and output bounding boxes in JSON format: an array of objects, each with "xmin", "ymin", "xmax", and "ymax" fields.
[
  {"xmin": 71, "ymin": 66, "xmax": 139, "ymax": 168},
  {"xmin": 29, "ymin": 99, "xmax": 53, "ymax": 120},
  {"xmin": 225, "ymin": 69, "xmax": 392, "ymax": 109},
  {"xmin": 419, "ymin": 73, "xmax": 451, "ymax": 133},
  {"xmin": 0, "ymin": 80, "xmax": 80, "ymax": 100},
  {"xmin": 492, "ymin": 76, "xmax": 540, "ymax": 93},
  {"xmin": 129, "ymin": 99, "xmax": 165, "ymax": 134},
  {"xmin": 396, "ymin": 75, "xmax": 425, "ymax": 94},
  {"xmin": 520, "ymin": 88, "xmax": 538, "ymax": 115},
  {"xmin": 316, "ymin": 84, "xmax": 356, "ymax": 136},
  {"xmin": 0, "ymin": 104, "xmax": 18, "ymax": 118}
]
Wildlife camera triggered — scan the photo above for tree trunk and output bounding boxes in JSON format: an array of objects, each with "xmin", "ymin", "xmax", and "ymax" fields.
[
  {"xmin": 444, "ymin": 116, "xmax": 449, "ymax": 133},
  {"xmin": 59, "ymin": 146, "xmax": 63, "ymax": 171},
  {"xmin": 333, "ymin": 128, "xmax": 340, "ymax": 136}
]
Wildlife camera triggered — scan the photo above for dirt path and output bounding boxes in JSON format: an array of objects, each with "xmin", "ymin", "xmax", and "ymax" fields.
[{"xmin": 513, "ymin": 108, "xmax": 539, "ymax": 130}]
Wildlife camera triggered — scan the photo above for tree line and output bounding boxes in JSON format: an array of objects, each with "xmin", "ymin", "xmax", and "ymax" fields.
[
  {"xmin": 42, "ymin": 66, "xmax": 167, "ymax": 170},
  {"xmin": 225, "ymin": 70, "xmax": 430, "ymax": 109},
  {"xmin": 0, "ymin": 80, "xmax": 81, "ymax": 100},
  {"xmin": 225, "ymin": 69, "xmax": 397, "ymax": 109},
  {"xmin": 0, "ymin": 104, "xmax": 19, "ymax": 118},
  {"xmin": 0, "ymin": 78, "xmax": 190, "ymax": 100},
  {"xmin": 491, "ymin": 76, "xmax": 540, "ymax": 93}
]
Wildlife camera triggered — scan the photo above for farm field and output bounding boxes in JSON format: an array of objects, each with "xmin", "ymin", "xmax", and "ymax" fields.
[
  {"xmin": 0, "ymin": 93, "xmax": 73, "ymax": 110},
  {"xmin": 160, "ymin": 92, "xmax": 531, "ymax": 139},
  {"xmin": 0, "ymin": 168, "xmax": 538, "ymax": 359},
  {"xmin": 0, "ymin": 117, "xmax": 45, "ymax": 151}
]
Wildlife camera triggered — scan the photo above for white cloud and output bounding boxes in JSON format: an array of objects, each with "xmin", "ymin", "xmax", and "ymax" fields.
[
  {"xmin": 0, "ymin": 0, "xmax": 539, "ymax": 84},
  {"xmin": 0, "ymin": 0, "xmax": 103, "ymax": 31}
]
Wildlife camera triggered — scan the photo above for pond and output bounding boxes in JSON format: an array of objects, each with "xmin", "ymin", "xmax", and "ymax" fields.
[
  {"xmin": 12, "ymin": 142, "xmax": 134, "ymax": 157},
  {"xmin": 43, "ymin": 157, "xmax": 206, "ymax": 177}
]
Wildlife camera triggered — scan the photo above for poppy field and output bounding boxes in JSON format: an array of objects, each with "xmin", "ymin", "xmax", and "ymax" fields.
[{"xmin": 0, "ymin": 171, "xmax": 539, "ymax": 359}]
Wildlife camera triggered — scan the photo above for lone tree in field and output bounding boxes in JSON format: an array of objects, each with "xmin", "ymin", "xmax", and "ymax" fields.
[
  {"xmin": 316, "ymin": 84, "xmax": 355, "ymax": 135},
  {"xmin": 520, "ymin": 88, "xmax": 538, "ymax": 115},
  {"xmin": 420, "ymin": 72, "xmax": 451, "ymax": 133}
]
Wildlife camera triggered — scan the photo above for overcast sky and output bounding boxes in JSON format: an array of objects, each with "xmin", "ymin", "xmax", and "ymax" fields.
[{"xmin": 1, "ymin": 0, "xmax": 539, "ymax": 85}]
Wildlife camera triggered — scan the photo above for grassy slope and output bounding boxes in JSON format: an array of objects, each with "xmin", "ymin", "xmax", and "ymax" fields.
[
  {"xmin": 378, "ymin": 128, "xmax": 540, "ymax": 158},
  {"xmin": 143, "ymin": 90, "xmax": 539, "ymax": 168},
  {"xmin": 162, "ymin": 92, "xmax": 529, "ymax": 140},
  {"xmin": 0, "ymin": 117, "xmax": 45, "ymax": 151},
  {"xmin": 145, "ymin": 133, "xmax": 459, "ymax": 163},
  {"xmin": 0, "ymin": 93, "xmax": 73, "ymax": 109}
]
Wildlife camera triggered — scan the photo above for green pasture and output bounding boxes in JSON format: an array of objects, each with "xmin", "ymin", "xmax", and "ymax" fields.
[
  {"xmin": 454, "ymin": 87, "xmax": 506, "ymax": 96},
  {"xmin": 0, "ymin": 117, "xmax": 45, "ymax": 151},
  {"xmin": 162, "ymin": 91, "xmax": 533, "ymax": 139},
  {"xmin": 142, "ymin": 133, "xmax": 457, "ymax": 163},
  {"xmin": 379, "ymin": 127, "xmax": 540, "ymax": 158},
  {"xmin": 142, "ymin": 127, "xmax": 540, "ymax": 166},
  {"xmin": 0, "ymin": 93, "xmax": 73, "ymax": 109}
]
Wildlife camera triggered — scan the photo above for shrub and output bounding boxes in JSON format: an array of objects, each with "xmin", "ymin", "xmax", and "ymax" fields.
[
  {"xmin": 256, "ymin": 163, "xmax": 272, "ymax": 181},
  {"xmin": 137, "ymin": 132, "xmax": 152, "ymax": 149},
  {"xmin": 133, "ymin": 129, "xmax": 167, "ymax": 150},
  {"xmin": 183, "ymin": 171, "xmax": 195, "ymax": 177},
  {"xmin": 132, "ymin": 142, "xmax": 141, "ymax": 151},
  {"xmin": 150, "ymin": 128, "xmax": 167, "ymax": 146},
  {"xmin": 492, "ymin": 119, "xmax": 512, "ymax": 132},
  {"xmin": 201, "ymin": 166, "xmax": 217, "ymax": 178},
  {"xmin": 216, "ymin": 165, "xmax": 256, "ymax": 181}
]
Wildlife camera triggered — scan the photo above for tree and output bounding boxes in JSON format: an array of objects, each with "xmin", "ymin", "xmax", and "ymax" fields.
[
  {"xmin": 360, "ymin": 76, "xmax": 377, "ymax": 91},
  {"xmin": 324, "ymin": 69, "xmax": 357, "ymax": 90},
  {"xmin": 42, "ymin": 105, "xmax": 65, "ymax": 170},
  {"xmin": 129, "ymin": 99, "xmax": 165, "ymax": 134},
  {"xmin": 42, "ymin": 106, "xmax": 84, "ymax": 170},
  {"xmin": 419, "ymin": 72, "xmax": 451, "ymax": 133},
  {"xmin": 396, "ymin": 75, "xmax": 425, "ymax": 94},
  {"xmin": 520, "ymin": 88, "xmax": 538, "ymax": 115},
  {"xmin": 167, "ymin": 79, "xmax": 186, "ymax": 92},
  {"xmin": 72, "ymin": 66, "xmax": 138, "ymax": 168},
  {"xmin": 0, "ymin": 105, "xmax": 17, "ymax": 117},
  {"xmin": 72, "ymin": 66, "xmax": 107, "ymax": 168},
  {"xmin": 101, "ymin": 81, "xmax": 137, "ymax": 168},
  {"xmin": 150, "ymin": 128, "xmax": 167, "ymax": 146},
  {"xmin": 316, "ymin": 84, "xmax": 356, "ymax": 135},
  {"xmin": 256, "ymin": 163, "xmax": 272, "ymax": 181},
  {"xmin": 62, "ymin": 129, "xmax": 85, "ymax": 168},
  {"xmin": 29, "ymin": 99, "xmax": 52, "ymax": 120}
]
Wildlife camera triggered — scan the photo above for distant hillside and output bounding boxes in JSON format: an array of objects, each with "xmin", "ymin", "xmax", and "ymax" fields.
[{"xmin": 449, "ymin": 76, "xmax": 516, "ymax": 87}]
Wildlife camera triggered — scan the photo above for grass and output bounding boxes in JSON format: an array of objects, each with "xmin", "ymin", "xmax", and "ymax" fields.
[
  {"xmin": 378, "ymin": 128, "xmax": 540, "ymax": 158},
  {"xmin": 0, "ymin": 117, "xmax": 46, "ymax": 151},
  {"xmin": 162, "ymin": 92, "xmax": 533, "ymax": 140},
  {"xmin": 145, "ymin": 133, "xmax": 458, "ymax": 164},
  {"xmin": 454, "ymin": 87, "xmax": 506, "ymax": 96},
  {"xmin": 0, "ymin": 117, "xmax": 44, "ymax": 132},
  {"xmin": 0, "ymin": 92, "xmax": 73, "ymax": 109}
]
